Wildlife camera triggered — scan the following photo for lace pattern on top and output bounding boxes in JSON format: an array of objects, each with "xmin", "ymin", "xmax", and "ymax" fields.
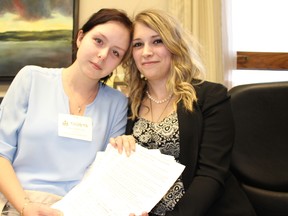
[{"xmin": 133, "ymin": 112, "xmax": 185, "ymax": 215}]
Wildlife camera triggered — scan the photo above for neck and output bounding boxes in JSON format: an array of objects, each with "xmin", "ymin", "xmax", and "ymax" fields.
[
  {"xmin": 62, "ymin": 67, "xmax": 99, "ymax": 115},
  {"xmin": 147, "ymin": 81, "xmax": 170, "ymax": 98},
  {"xmin": 63, "ymin": 67, "xmax": 99, "ymax": 94}
]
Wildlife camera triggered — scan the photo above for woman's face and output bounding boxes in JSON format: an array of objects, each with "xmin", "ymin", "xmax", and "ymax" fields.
[
  {"xmin": 132, "ymin": 22, "xmax": 172, "ymax": 82},
  {"xmin": 76, "ymin": 21, "xmax": 130, "ymax": 80}
]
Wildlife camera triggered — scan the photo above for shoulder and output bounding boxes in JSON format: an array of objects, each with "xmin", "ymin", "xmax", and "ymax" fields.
[
  {"xmin": 18, "ymin": 65, "xmax": 62, "ymax": 77},
  {"xmin": 193, "ymin": 80, "xmax": 228, "ymax": 97},
  {"xmin": 193, "ymin": 80, "xmax": 229, "ymax": 110},
  {"xmin": 8, "ymin": 66, "xmax": 62, "ymax": 97},
  {"xmin": 15, "ymin": 65, "xmax": 62, "ymax": 83},
  {"xmin": 100, "ymin": 84, "xmax": 128, "ymax": 104}
]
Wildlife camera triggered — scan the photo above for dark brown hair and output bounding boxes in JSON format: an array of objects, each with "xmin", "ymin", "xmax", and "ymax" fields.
[{"xmin": 74, "ymin": 8, "xmax": 132, "ymax": 84}]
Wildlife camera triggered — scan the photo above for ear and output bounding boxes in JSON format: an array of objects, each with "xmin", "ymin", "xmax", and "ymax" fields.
[{"xmin": 76, "ymin": 30, "xmax": 84, "ymax": 48}]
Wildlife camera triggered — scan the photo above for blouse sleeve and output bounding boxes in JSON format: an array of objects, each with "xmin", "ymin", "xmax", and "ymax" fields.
[
  {"xmin": 168, "ymin": 82, "xmax": 234, "ymax": 216},
  {"xmin": 0, "ymin": 66, "xmax": 32, "ymax": 162},
  {"xmin": 109, "ymin": 93, "xmax": 128, "ymax": 138}
]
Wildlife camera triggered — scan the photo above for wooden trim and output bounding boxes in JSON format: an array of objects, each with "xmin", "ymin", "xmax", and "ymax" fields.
[{"xmin": 237, "ymin": 51, "xmax": 288, "ymax": 70}]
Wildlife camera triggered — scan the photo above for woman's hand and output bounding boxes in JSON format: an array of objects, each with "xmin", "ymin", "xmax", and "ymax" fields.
[
  {"xmin": 22, "ymin": 202, "xmax": 63, "ymax": 216},
  {"xmin": 109, "ymin": 135, "xmax": 136, "ymax": 156}
]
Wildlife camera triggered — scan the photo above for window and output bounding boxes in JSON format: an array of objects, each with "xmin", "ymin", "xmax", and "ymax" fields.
[{"xmin": 231, "ymin": 0, "xmax": 288, "ymax": 87}]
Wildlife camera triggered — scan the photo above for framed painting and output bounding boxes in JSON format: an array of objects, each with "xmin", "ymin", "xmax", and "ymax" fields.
[{"xmin": 0, "ymin": 0, "xmax": 79, "ymax": 81}]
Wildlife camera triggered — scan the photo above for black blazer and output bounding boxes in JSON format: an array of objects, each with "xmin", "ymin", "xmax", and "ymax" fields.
[{"xmin": 126, "ymin": 81, "xmax": 256, "ymax": 216}]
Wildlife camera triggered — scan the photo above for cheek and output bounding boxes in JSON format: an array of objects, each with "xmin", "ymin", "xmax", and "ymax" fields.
[
  {"xmin": 77, "ymin": 43, "xmax": 93, "ymax": 59},
  {"xmin": 132, "ymin": 50, "xmax": 141, "ymax": 63},
  {"xmin": 107, "ymin": 57, "xmax": 122, "ymax": 71},
  {"xmin": 162, "ymin": 51, "xmax": 172, "ymax": 63}
]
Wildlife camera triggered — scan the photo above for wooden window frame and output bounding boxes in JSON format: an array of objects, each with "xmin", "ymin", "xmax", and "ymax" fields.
[{"xmin": 237, "ymin": 52, "xmax": 288, "ymax": 70}]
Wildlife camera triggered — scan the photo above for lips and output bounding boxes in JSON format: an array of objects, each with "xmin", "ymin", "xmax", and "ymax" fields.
[
  {"xmin": 142, "ymin": 61, "xmax": 159, "ymax": 65},
  {"xmin": 91, "ymin": 61, "xmax": 102, "ymax": 70}
]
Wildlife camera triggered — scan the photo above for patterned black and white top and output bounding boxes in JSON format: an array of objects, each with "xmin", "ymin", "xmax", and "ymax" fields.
[{"xmin": 133, "ymin": 112, "xmax": 185, "ymax": 216}]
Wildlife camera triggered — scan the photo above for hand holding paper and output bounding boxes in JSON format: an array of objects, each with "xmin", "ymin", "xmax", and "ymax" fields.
[{"xmin": 53, "ymin": 144, "xmax": 185, "ymax": 216}]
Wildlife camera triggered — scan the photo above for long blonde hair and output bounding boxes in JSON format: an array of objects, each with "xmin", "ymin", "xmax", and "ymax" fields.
[{"xmin": 122, "ymin": 9, "xmax": 205, "ymax": 120}]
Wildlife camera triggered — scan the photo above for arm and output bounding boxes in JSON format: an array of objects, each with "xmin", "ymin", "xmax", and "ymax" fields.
[
  {"xmin": 0, "ymin": 157, "xmax": 27, "ymax": 212},
  {"xmin": 168, "ymin": 82, "xmax": 234, "ymax": 216},
  {"xmin": 108, "ymin": 90, "xmax": 128, "ymax": 139},
  {"xmin": 109, "ymin": 93, "xmax": 136, "ymax": 156},
  {"xmin": 0, "ymin": 158, "xmax": 62, "ymax": 216},
  {"xmin": 0, "ymin": 68, "xmax": 31, "ymax": 212},
  {"xmin": 0, "ymin": 67, "xmax": 62, "ymax": 215}
]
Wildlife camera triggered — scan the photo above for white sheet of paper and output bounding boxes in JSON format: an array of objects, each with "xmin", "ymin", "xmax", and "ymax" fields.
[{"xmin": 52, "ymin": 144, "xmax": 185, "ymax": 216}]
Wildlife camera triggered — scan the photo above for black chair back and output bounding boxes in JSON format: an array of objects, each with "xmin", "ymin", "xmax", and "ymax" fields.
[{"xmin": 229, "ymin": 81, "xmax": 288, "ymax": 216}]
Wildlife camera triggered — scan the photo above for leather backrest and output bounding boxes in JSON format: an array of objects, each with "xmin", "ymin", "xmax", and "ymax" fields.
[{"xmin": 229, "ymin": 82, "xmax": 288, "ymax": 192}]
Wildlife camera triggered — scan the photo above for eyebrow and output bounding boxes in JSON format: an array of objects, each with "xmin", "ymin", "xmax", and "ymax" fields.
[
  {"xmin": 116, "ymin": 46, "xmax": 127, "ymax": 52},
  {"xmin": 133, "ymin": 34, "xmax": 160, "ymax": 41},
  {"xmin": 97, "ymin": 32, "xmax": 127, "ymax": 52}
]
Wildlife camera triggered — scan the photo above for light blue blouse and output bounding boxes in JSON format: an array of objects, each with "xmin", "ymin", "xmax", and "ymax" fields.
[{"xmin": 0, "ymin": 65, "xmax": 128, "ymax": 196}]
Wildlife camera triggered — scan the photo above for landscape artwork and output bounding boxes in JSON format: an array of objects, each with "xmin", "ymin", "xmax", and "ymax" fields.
[{"xmin": 0, "ymin": 0, "xmax": 78, "ymax": 80}]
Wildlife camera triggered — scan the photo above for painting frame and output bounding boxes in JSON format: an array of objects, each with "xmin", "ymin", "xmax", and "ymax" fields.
[{"xmin": 0, "ymin": 0, "xmax": 79, "ymax": 82}]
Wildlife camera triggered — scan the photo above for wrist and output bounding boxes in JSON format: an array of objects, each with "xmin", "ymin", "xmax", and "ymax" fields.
[{"xmin": 20, "ymin": 197, "xmax": 32, "ymax": 216}]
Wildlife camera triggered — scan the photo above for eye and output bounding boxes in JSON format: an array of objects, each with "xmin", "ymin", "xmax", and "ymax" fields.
[
  {"xmin": 112, "ymin": 50, "xmax": 120, "ymax": 57},
  {"xmin": 95, "ymin": 38, "xmax": 103, "ymax": 45},
  {"xmin": 132, "ymin": 42, "xmax": 143, "ymax": 48},
  {"xmin": 153, "ymin": 39, "xmax": 163, "ymax": 44}
]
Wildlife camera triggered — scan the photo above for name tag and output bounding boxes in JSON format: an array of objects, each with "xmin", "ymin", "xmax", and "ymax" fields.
[{"xmin": 58, "ymin": 113, "xmax": 92, "ymax": 141}]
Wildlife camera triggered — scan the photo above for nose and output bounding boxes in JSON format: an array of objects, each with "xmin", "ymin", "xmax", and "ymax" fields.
[
  {"xmin": 97, "ymin": 48, "xmax": 109, "ymax": 60},
  {"xmin": 142, "ymin": 44, "xmax": 153, "ymax": 57}
]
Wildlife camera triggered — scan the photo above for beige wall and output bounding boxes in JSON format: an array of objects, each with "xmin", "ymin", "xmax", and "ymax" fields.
[
  {"xmin": 79, "ymin": 0, "xmax": 168, "ymax": 27},
  {"xmin": 0, "ymin": 0, "xmax": 168, "ymax": 97}
]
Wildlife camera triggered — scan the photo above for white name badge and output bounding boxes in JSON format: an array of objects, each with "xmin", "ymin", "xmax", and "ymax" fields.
[{"xmin": 58, "ymin": 113, "xmax": 92, "ymax": 141}]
